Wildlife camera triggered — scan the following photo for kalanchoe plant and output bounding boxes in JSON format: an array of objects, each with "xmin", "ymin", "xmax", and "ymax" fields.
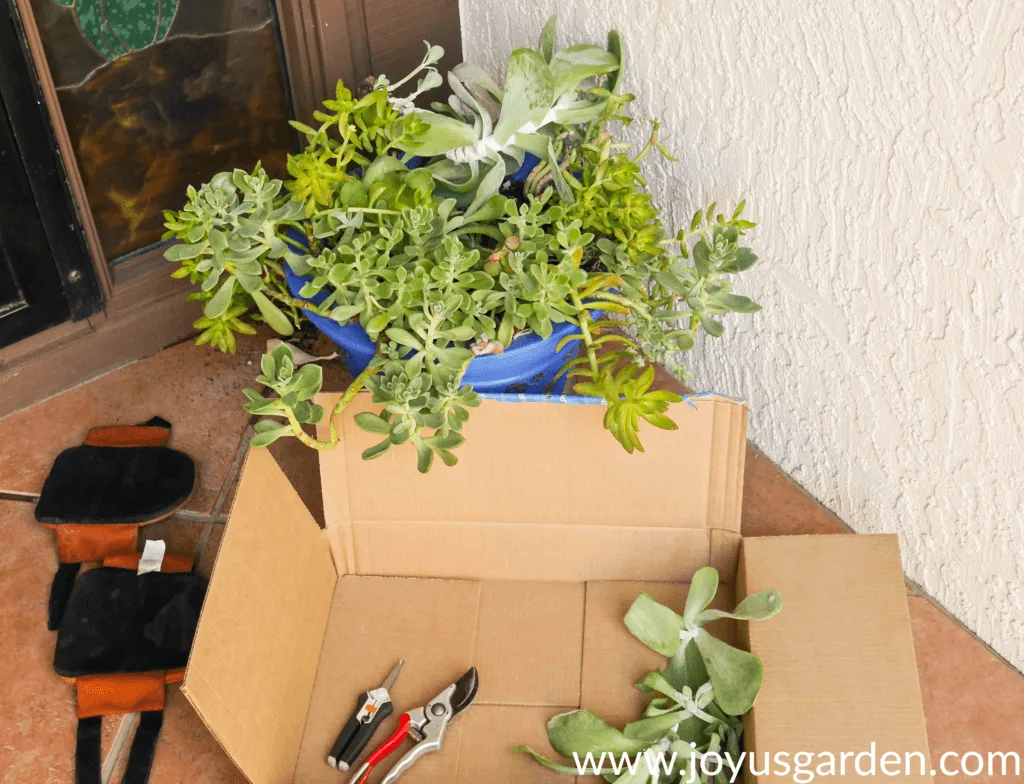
[
  {"xmin": 164, "ymin": 16, "xmax": 764, "ymax": 471},
  {"xmin": 513, "ymin": 567, "xmax": 782, "ymax": 783}
]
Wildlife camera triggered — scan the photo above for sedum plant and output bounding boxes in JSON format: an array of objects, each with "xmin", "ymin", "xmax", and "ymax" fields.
[
  {"xmin": 514, "ymin": 567, "xmax": 782, "ymax": 783},
  {"xmin": 164, "ymin": 17, "xmax": 764, "ymax": 471}
]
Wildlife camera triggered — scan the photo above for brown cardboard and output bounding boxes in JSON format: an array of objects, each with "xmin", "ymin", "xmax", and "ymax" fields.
[
  {"xmin": 183, "ymin": 448, "xmax": 336, "ymax": 783},
  {"xmin": 294, "ymin": 577, "xmax": 480, "ymax": 784},
  {"xmin": 317, "ymin": 395, "xmax": 748, "ymax": 582},
  {"xmin": 739, "ymin": 535, "xmax": 932, "ymax": 782},
  {"xmin": 183, "ymin": 393, "xmax": 932, "ymax": 783},
  {"xmin": 473, "ymin": 581, "xmax": 585, "ymax": 707},
  {"xmin": 459, "ymin": 706, "xmax": 578, "ymax": 783}
]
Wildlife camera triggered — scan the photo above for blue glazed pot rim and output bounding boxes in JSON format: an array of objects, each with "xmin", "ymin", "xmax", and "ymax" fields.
[{"xmin": 284, "ymin": 261, "xmax": 600, "ymax": 357}]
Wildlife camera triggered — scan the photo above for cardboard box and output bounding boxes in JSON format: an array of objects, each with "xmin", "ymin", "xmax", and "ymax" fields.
[{"xmin": 183, "ymin": 393, "xmax": 932, "ymax": 783}]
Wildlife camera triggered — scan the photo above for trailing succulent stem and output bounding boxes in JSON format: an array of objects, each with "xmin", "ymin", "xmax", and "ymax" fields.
[{"xmin": 165, "ymin": 17, "xmax": 764, "ymax": 471}]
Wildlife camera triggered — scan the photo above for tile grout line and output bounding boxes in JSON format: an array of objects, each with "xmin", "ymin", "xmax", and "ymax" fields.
[
  {"xmin": 210, "ymin": 425, "xmax": 253, "ymax": 519},
  {"xmin": 101, "ymin": 712, "xmax": 139, "ymax": 783}
]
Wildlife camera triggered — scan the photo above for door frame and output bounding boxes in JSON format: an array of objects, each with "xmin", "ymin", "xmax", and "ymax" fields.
[
  {"xmin": 0, "ymin": 0, "xmax": 101, "ymax": 324},
  {"xmin": 0, "ymin": 0, "xmax": 461, "ymax": 418}
]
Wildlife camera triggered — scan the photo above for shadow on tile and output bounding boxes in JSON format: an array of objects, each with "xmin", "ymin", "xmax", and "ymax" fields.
[{"xmin": 0, "ymin": 332, "xmax": 269, "ymax": 514}]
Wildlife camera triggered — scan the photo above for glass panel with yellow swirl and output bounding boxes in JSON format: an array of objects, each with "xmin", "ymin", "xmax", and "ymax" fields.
[{"xmin": 28, "ymin": 0, "xmax": 292, "ymax": 260}]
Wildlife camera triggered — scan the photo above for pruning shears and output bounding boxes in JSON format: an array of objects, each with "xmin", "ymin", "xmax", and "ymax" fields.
[
  {"xmin": 328, "ymin": 659, "xmax": 404, "ymax": 771},
  {"xmin": 348, "ymin": 667, "xmax": 479, "ymax": 784}
]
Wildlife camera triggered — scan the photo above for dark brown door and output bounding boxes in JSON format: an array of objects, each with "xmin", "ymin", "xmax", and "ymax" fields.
[
  {"xmin": 0, "ymin": 89, "xmax": 71, "ymax": 346},
  {"xmin": 1, "ymin": 0, "xmax": 100, "ymax": 348}
]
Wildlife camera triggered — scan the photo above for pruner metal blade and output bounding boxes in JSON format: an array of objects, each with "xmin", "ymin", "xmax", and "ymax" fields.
[
  {"xmin": 382, "ymin": 659, "xmax": 404, "ymax": 692},
  {"xmin": 449, "ymin": 667, "xmax": 478, "ymax": 717}
]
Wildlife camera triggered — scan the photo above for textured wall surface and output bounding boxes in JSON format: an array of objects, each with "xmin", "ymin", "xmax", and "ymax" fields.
[{"xmin": 459, "ymin": 0, "xmax": 1024, "ymax": 670}]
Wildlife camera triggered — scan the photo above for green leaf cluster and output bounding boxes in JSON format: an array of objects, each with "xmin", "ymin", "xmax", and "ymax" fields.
[
  {"xmin": 162, "ymin": 164, "xmax": 306, "ymax": 352},
  {"xmin": 286, "ymin": 79, "xmax": 429, "ymax": 216},
  {"xmin": 165, "ymin": 15, "xmax": 766, "ymax": 471},
  {"xmin": 515, "ymin": 568, "xmax": 782, "ymax": 782},
  {"xmin": 396, "ymin": 16, "xmax": 625, "ymax": 207},
  {"xmin": 242, "ymin": 343, "xmax": 326, "ymax": 446}
]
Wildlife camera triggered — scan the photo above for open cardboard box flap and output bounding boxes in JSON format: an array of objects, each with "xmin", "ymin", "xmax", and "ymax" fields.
[{"xmin": 183, "ymin": 394, "xmax": 931, "ymax": 783}]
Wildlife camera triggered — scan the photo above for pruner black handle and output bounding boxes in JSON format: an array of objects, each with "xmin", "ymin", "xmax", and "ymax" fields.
[{"xmin": 328, "ymin": 690, "xmax": 394, "ymax": 771}]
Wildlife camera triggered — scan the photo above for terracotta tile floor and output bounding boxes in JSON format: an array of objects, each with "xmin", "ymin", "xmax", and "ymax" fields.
[{"xmin": 1, "ymin": 336, "xmax": 1021, "ymax": 782}]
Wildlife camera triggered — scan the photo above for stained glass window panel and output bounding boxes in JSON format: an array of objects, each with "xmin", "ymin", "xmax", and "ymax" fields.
[{"xmin": 28, "ymin": 0, "xmax": 293, "ymax": 259}]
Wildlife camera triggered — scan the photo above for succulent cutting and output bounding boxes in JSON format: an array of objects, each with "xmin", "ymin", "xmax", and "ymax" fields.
[
  {"xmin": 164, "ymin": 16, "xmax": 763, "ymax": 471},
  {"xmin": 514, "ymin": 567, "xmax": 782, "ymax": 782}
]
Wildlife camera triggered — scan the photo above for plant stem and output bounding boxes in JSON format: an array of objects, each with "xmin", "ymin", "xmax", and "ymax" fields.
[
  {"xmin": 280, "ymin": 231, "xmax": 308, "ymax": 253},
  {"xmin": 593, "ymin": 291, "xmax": 647, "ymax": 313},
  {"xmin": 286, "ymin": 364, "xmax": 379, "ymax": 449},
  {"xmin": 570, "ymin": 289, "xmax": 601, "ymax": 381},
  {"xmin": 265, "ymin": 288, "xmax": 330, "ymax": 316}
]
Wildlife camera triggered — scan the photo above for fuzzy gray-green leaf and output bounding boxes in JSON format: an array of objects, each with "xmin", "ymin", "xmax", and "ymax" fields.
[
  {"xmin": 624, "ymin": 593, "xmax": 683, "ymax": 657},
  {"xmin": 252, "ymin": 290, "xmax": 295, "ymax": 336},
  {"xmin": 682, "ymin": 566, "xmax": 719, "ymax": 627},
  {"xmin": 693, "ymin": 629, "xmax": 764, "ymax": 716},
  {"xmin": 546, "ymin": 711, "xmax": 648, "ymax": 758},
  {"xmin": 696, "ymin": 589, "xmax": 782, "ymax": 624}
]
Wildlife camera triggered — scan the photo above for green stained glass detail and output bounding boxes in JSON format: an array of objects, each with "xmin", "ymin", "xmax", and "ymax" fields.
[{"xmin": 56, "ymin": 0, "xmax": 179, "ymax": 61}]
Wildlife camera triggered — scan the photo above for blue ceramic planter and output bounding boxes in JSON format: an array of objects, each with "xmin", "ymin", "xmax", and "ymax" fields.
[
  {"xmin": 286, "ymin": 265, "xmax": 592, "ymax": 394},
  {"xmin": 284, "ymin": 153, "xmax": 592, "ymax": 395}
]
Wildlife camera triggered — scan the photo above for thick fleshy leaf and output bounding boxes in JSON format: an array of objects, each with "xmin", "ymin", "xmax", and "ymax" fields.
[
  {"xmin": 492, "ymin": 49, "xmax": 553, "ymax": 144},
  {"xmin": 546, "ymin": 711, "xmax": 649, "ymax": 758},
  {"xmin": 252, "ymin": 289, "xmax": 295, "ymax": 336},
  {"xmin": 664, "ymin": 640, "xmax": 709, "ymax": 692},
  {"xmin": 549, "ymin": 45, "xmax": 619, "ymax": 99},
  {"xmin": 538, "ymin": 15, "xmax": 557, "ymax": 62},
  {"xmin": 452, "ymin": 62, "xmax": 504, "ymax": 100},
  {"xmin": 386, "ymin": 328, "xmax": 424, "ymax": 351},
  {"xmin": 165, "ymin": 242, "xmax": 206, "ymax": 261},
  {"xmin": 510, "ymin": 131, "xmax": 551, "ymax": 159},
  {"xmin": 290, "ymin": 364, "xmax": 323, "ymax": 400},
  {"xmin": 624, "ymin": 710, "xmax": 704, "ymax": 744},
  {"xmin": 465, "ymin": 157, "xmax": 506, "ymax": 219},
  {"xmin": 362, "ymin": 155, "xmax": 408, "ymax": 187},
  {"xmin": 397, "ymin": 111, "xmax": 479, "ymax": 156},
  {"xmin": 634, "ymin": 670, "xmax": 680, "ymax": 700},
  {"xmin": 414, "ymin": 439, "xmax": 434, "ymax": 473},
  {"xmin": 203, "ymin": 276, "xmax": 236, "ymax": 319},
  {"xmin": 354, "ymin": 412, "xmax": 391, "ymax": 435},
  {"xmin": 607, "ymin": 29, "xmax": 626, "ymax": 93},
  {"xmin": 547, "ymin": 140, "xmax": 575, "ymax": 205},
  {"xmin": 362, "ymin": 439, "xmax": 391, "ymax": 460},
  {"xmin": 693, "ymin": 630, "xmax": 764, "ymax": 715},
  {"xmin": 714, "ymin": 293, "xmax": 762, "ymax": 313},
  {"xmin": 250, "ymin": 422, "xmax": 291, "ymax": 448},
  {"xmin": 682, "ymin": 567, "xmax": 719, "ymax": 627},
  {"xmin": 696, "ymin": 589, "xmax": 783, "ymax": 624},
  {"xmin": 624, "ymin": 593, "xmax": 683, "ymax": 657},
  {"xmin": 509, "ymin": 746, "xmax": 578, "ymax": 775},
  {"xmin": 698, "ymin": 311, "xmax": 724, "ymax": 337}
]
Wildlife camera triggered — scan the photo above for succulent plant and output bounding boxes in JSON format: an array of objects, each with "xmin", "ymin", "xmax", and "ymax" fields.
[
  {"xmin": 395, "ymin": 16, "xmax": 625, "ymax": 209},
  {"xmin": 515, "ymin": 568, "xmax": 783, "ymax": 782},
  {"xmin": 164, "ymin": 17, "xmax": 765, "ymax": 471}
]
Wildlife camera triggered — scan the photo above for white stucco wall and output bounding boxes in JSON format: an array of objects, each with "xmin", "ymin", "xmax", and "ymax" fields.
[{"xmin": 459, "ymin": 0, "xmax": 1024, "ymax": 670}]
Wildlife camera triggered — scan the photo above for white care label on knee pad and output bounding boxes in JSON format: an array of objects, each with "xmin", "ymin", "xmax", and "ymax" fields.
[{"xmin": 138, "ymin": 539, "xmax": 166, "ymax": 575}]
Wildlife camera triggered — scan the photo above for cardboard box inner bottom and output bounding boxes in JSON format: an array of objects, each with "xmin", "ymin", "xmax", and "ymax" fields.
[{"xmin": 183, "ymin": 396, "xmax": 932, "ymax": 784}]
